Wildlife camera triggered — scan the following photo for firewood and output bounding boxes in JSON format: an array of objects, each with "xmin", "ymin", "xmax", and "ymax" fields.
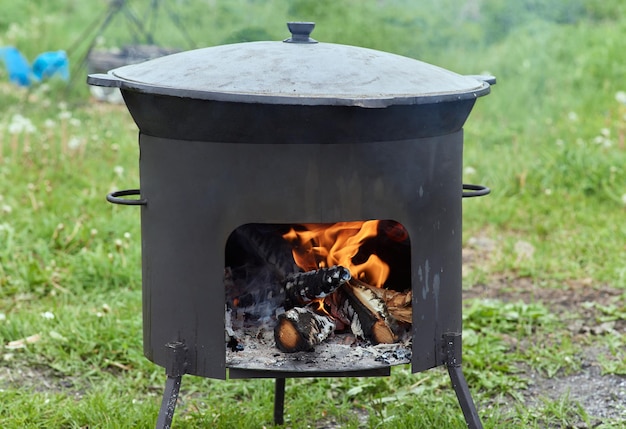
[
  {"xmin": 341, "ymin": 281, "xmax": 399, "ymax": 344},
  {"xmin": 274, "ymin": 306, "xmax": 336, "ymax": 353},
  {"xmin": 283, "ymin": 265, "xmax": 351, "ymax": 309},
  {"xmin": 274, "ymin": 276, "xmax": 410, "ymax": 351},
  {"xmin": 384, "ymin": 290, "xmax": 412, "ymax": 324},
  {"xmin": 349, "ymin": 279, "xmax": 412, "ymax": 324}
]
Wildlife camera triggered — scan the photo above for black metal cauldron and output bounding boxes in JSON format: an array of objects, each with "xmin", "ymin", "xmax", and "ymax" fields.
[{"xmin": 88, "ymin": 22, "xmax": 493, "ymax": 429}]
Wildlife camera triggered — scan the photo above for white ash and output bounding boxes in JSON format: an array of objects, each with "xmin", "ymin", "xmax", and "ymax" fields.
[{"xmin": 226, "ymin": 325, "xmax": 412, "ymax": 373}]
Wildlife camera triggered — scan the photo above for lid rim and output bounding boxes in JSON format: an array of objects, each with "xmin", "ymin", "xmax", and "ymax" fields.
[{"xmin": 115, "ymin": 77, "xmax": 491, "ymax": 108}]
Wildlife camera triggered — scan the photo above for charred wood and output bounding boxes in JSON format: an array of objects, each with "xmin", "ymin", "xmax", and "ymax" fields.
[
  {"xmin": 283, "ymin": 265, "xmax": 351, "ymax": 309},
  {"xmin": 225, "ymin": 223, "xmax": 300, "ymax": 281},
  {"xmin": 275, "ymin": 276, "xmax": 411, "ymax": 351},
  {"xmin": 274, "ymin": 306, "xmax": 336, "ymax": 353}
]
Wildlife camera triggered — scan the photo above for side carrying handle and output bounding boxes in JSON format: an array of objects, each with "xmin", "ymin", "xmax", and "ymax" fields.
[
  {"xmin": 106, "ymin": 189, "xmax": 147, "ymax": 206},
  {"xmin": 462, "ymin": 184, "xmax": 490, "ymax": 198}
]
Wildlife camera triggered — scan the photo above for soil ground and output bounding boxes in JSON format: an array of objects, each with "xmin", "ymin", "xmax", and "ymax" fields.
[{"xmin": 465, "ymin": 278, "xmax": 626, "ymax": 426}]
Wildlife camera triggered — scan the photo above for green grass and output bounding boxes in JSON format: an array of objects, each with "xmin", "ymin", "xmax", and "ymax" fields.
[{"xmin": 1, "ymin": 1, "xmax": 626, "ymax": 428}]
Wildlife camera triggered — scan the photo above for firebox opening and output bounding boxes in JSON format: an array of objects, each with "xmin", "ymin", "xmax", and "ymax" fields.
[{"xmin": 224, "ymin": 220, "xmax": 413, "ymax": 375}]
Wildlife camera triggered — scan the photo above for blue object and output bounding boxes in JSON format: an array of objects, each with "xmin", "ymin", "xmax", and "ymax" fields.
[
  {"xmin": 32, "ymin": 50, "xmax": 70, "ymax": 81},
  {"xmin": 0, "ymin": 46, "xmax": 70, "ymax": 87},
  {"xmin": 0, "ymin": 46, "xmax": 34, "ymax": 86}
]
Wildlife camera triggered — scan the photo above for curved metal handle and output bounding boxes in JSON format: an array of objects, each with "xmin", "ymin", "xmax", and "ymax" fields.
[
  {"xmin": 106, "ymin": 189, "xmax": 147, "ymax": 206},
  {"xmin": 462, "ymin": 184, "xmax": 490, "ymax": 198}
]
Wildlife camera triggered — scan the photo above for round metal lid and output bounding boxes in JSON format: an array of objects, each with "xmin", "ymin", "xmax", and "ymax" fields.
[{"xmin": 89, "ymin": 23, "xmax": 491, "ymax": 108}]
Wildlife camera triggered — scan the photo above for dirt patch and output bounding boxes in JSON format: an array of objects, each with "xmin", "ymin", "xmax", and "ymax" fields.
[
  {"xmin": 0, "ymin": 363, "xmax": 81, "ymax": 396},
  {"xmin": 524, "ymin": 364, "xmax": 626, "ymax": 424},
  {"xmin": 463, "ymin": 236, "xmax": 626, "ymax": 426}
]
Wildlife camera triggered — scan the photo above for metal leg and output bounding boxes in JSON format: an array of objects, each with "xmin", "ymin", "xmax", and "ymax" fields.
[
  {"xmin": 444, "ymin": 333, "xmax": 483, "ymax": 429},
  {"xmin": 274, "ymin": 378, "xmax": 286, "ymax": 425},
  {"xmin": 156, "ymin": 342, "xmax": 188, "ymax": 429},
  {"xmin": 156, "ymin": 374, "xmax": 183, "ymax": 429}
]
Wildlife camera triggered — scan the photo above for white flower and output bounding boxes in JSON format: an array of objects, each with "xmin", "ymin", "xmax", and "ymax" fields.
[
  {"xmin": 8, "ymin": 122, "xmax": 21, "ymax": 134},
  {"xmin": 44, "ymin": 119, "xmax": 56, "ymax": 128},
  {"xmin": 2, "ymin": 205, "xmax": 12, "ymax": 214},
  {"xmin": 58, "ymin": 110, "xmax": 72, "ymax": 120},
  {"xmin": 41, "ymin": 311, "xmax": 55, "ymax": 320},
  {"xmin": 622, "ymin": 194, "xmax": 626, "ymax": 206},
  {"xmin": 593, "ymin": 136, "xmax": 612, "ymax": 147},
  {"xmin": 567, "ymin": 112, "xmax": 578, "ymax": 122},
  {"xmin": 8, "ymin": 114, "xmax": 36, "ymax": 134},
  {"xmin": 615, "ymin": 91, "xmax": 626, "ymax": 105},
  {"xmin": 67, "ymin": 137, "xmax": 82, "ymax": 150},
  {"xmin": 113, "ymin": 166, "xmax": 124, "ymax": 177},
  {"xmin": 0, "ymin": 313, "xmax": 6, "ymax": 321},
  {"xmin": 464, "ymin": 166, "xmax": 476, "ymax": 176},
  {"xmin": 6, "ymin": 23, "xmax": 24, "ymax": 41}
]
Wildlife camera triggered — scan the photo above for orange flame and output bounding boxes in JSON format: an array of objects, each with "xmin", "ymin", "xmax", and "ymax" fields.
[{"xmin": 283, "ymin": 221, "xmax": 390, "ymax": 288}]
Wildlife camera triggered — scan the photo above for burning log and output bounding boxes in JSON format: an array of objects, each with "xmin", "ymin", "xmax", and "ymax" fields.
[
  {"xmin": 349, "ymin": 279, "xmax": 412, "ymax": 324},
  {"xmin": 283, "ymin": 265, "xmax": 351, "ymax": 309},
  {"xmin": 276, "ymin": 267, "xmax": 410, "ymax": 352},
  {"xmin": 341, "ymin": 281, "xmax": 399, "ymax": 344},
  {"xmin": 274, "ymin": 305, "xmax": 336, "ymax": 352}
]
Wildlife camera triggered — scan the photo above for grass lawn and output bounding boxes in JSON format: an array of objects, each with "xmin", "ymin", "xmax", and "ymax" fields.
[{"xmin": 1, "ymin": 1, "xmax": 625, "ymax": 428}]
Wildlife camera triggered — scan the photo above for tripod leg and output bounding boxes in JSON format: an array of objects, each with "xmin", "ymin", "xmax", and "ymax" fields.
[
  {"xmin": 156, "ymin": 374, "xmax": 183, "ymax": 429},
  {"xmin": 155, "ymin": 342, "xmax": 188, "ymax": 429},
  {"xmin": 274, "ymin": 378, "xmax": 286, "ymax": 425},
  {"xmin": 444, "ymin": 333, "xmax": 483, "ymax": 429}
]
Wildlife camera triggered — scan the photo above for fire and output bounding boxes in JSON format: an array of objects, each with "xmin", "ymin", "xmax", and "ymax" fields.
[{"xmin": 283, "ymin": 220, "xmax": 390, "ymax": 288}]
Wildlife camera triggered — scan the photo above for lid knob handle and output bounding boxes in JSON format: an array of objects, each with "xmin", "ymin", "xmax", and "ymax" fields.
[{"xmin": 284, "ymin": 22, "xmax": 318, "ymax": 44}]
